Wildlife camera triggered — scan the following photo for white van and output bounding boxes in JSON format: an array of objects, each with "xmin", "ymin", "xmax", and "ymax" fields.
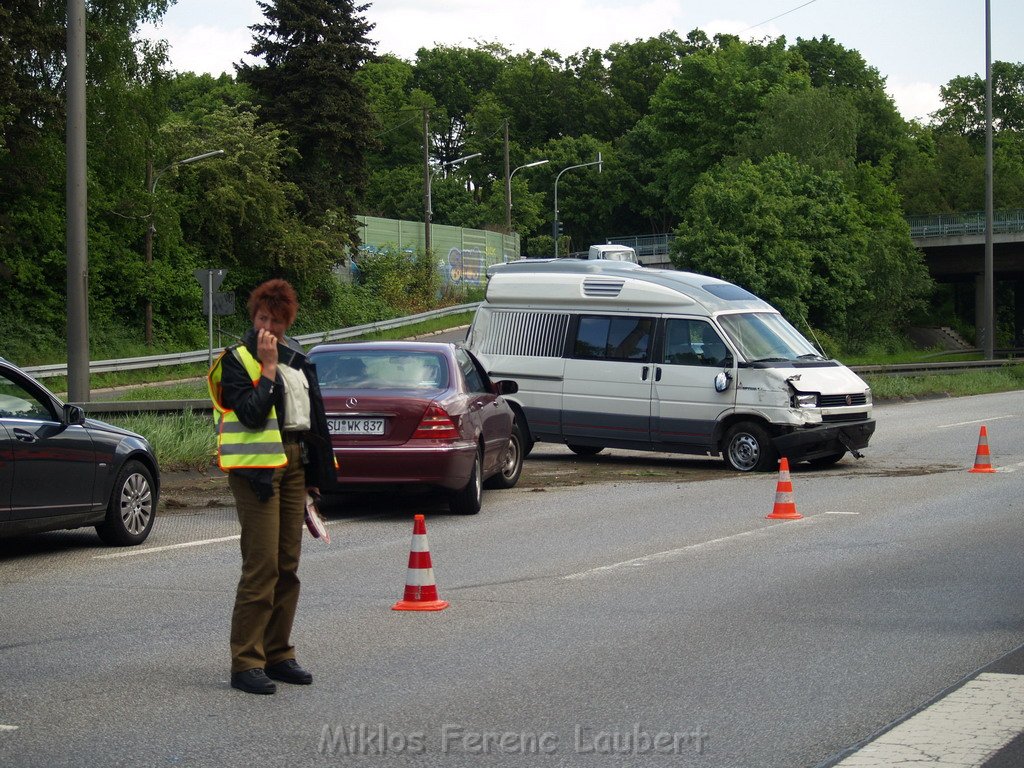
[
  {"xmin": 466, "ymin": 259, "xmax": 875, "ymax": 471},
  {"xmin": 587, "ymin": 244, "xmax": 638, "ymax": 263}
]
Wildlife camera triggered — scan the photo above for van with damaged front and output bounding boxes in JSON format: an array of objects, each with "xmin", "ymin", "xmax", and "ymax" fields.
[{"xmin": 465, "ymin": 259, "xmax": 874, "ymax": 472}]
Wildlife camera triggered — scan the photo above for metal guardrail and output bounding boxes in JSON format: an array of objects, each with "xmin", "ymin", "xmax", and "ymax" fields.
[
  {"xmin": 22, "ymin": 303, "xmax": 480, "ymax": 380},
  {"xmin": 907, "ymin": 208, "xmax": 1024, "ymax": 239},
  {"xmin": 75, "ymin": 358, "xmax": 1022, "ymax": 415}
]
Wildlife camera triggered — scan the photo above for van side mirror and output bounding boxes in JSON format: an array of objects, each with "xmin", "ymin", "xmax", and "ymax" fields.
[
  {"xmin": 714, "ymin": 371, "xmax": 732, "ymax": 393},
  {"xmin": 494, "ymin": 379, "xmax": 519, "ymax": 395}
]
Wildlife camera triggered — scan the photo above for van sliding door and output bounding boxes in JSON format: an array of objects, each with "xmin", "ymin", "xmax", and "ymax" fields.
[{"xmin": 561, "ymin": 314, "xmax": 655, "ymax": 450}]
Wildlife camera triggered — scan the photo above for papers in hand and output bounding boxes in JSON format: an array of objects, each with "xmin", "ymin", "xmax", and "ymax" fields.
[{"xmin": 304, "ymin": 493, "xmax": 330, "ymax": 544}]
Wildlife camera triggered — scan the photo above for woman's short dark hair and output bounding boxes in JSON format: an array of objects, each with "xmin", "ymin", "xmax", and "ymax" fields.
[{"xmin": 247, "ymin": 279, "xmax": 298, "ymax": 326}]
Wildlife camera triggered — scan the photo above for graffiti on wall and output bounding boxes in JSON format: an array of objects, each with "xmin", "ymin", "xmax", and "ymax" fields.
[{"xmin": 444, "ymin": 247, "xmax": 488, "ymax": 285}]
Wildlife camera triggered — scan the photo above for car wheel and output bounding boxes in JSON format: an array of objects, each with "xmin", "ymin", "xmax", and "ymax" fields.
[
  {"xmin": 449, "ymin": 448, "xmax": 483, "ymax": 515},
  {"xmin": 723, "ymin": 422, "xmax": 777, "ymax": 472},
  {"xmin": 808, "ymin": 451, "xmax": 846, "ymax": 468},
  {"xmin": 567, "ymin": 444, "xmax": 604, "ymax": 457},
  {"xmin": 485, "ymin": 422, "xmax": 524, "ymax": 490},
  {"xmin": 96, "ymin": 459, "xmax": 157, "ymax": 546}
]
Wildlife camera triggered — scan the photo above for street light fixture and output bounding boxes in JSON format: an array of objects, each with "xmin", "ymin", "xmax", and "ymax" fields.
[
  {"xmin": 553, "ymin": 153, "xmax": 602, "ymax": 257},
  {"xmin": 144, "ymin": 149, "xmax": 226, "ymax": 345},
  {"xmin": 425, "ymin": 152, "xmax": 480, "ymax": 256},
  {"xmin": 505, "ymin": 159, "xmax": 549, "ymax": 233}
]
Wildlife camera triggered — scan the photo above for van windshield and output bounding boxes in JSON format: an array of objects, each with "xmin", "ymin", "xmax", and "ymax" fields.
[{"xmin": 717, "ymin": 312, "xmax": 822, "ymax": 363}]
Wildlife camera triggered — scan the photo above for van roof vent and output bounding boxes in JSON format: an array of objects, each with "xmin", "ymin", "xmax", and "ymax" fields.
[{"xmin": 582, "ymin": 277, "xmax": 625, "ymax": 297}]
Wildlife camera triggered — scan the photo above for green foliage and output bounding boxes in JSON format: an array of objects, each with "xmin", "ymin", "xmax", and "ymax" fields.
[
  {"xmin": 672, "ymin": 153, "xmax": 930, "ymax": 346},
  {"xmin": 354, "ymin": 246, "xmax": 441, "ymax": 315}
]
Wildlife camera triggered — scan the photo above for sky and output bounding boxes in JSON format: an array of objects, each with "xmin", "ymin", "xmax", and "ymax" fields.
[{"xmin": 140, "ymin": 0, "xmax": 1024, "ymax": 124}]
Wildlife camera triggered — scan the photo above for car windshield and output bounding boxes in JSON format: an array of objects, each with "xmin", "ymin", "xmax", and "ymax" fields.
[
  {"xmin": 717, "ymin": 312, "xmax": 821, "ymax": 363},
  {"xmin": 312, "ymin": 350, "xmax": 449, "ymax": 390}
]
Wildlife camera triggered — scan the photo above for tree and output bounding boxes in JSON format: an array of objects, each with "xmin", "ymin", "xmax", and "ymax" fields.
[
  {"xmin": 933, "ymin": 61, "xmax": 1024, "ymax": 137},
  {"xmin": 672, "ymin": 154, "xmax": 925, "ymax": 346},
  {"xmin": 238, "ymin": 0, "xmax": 376, "ymax": 240}
]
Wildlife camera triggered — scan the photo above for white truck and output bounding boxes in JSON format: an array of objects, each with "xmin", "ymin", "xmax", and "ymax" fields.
[
  {"xmin": 467, "ymin": 259, "xmax": 875, "ymax": 471},
  {"xmin": 586, "ymin": 244, "xmax": 638, "ymax": 263}
]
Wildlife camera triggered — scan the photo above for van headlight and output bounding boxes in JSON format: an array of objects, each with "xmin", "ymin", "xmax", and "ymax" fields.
[
  {"xmin": 793, "ymin": 392, "xmax": 818, "ymax": 408},
  {"xmin": 865, "ymin": 388, "xmax": 872, "ymax": 405}
]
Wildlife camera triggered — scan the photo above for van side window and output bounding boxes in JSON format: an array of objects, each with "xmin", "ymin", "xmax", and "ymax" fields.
[
  {"xmin": 662, "ymin": 320, "xmax": 732, "ymax": 367},
  {"xmin": 574, "ymin": 316, "xmax": 653, "ymax": 361}
]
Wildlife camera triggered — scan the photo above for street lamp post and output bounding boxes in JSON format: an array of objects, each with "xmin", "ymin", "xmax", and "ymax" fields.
[
  {"xmin": 505, "ymin": 159, "xmax": 548, "ymax": 233},
  {"xmin": 425, "ymin": 152, "xmax": 480, "ymax": 256},
  {"xmin": 144, "ymin": 149, "xmax": 226, "ymax": 345},
  {"xmin": 553, "ymin": 153, "xmax": 602, "ymax": 257}
]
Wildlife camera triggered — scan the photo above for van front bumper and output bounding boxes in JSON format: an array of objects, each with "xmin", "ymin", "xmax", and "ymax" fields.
[{"xmin": 772, "ymin": 419, "xmax": 876, "ymax": 462}]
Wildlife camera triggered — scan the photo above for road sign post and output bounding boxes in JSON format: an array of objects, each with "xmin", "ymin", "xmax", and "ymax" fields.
[{"xmin": 194, "ymin": 269, "xmax": 228, "ymax": 367}]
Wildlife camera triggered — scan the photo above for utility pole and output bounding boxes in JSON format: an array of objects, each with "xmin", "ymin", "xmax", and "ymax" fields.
[
  {"xmin": 422, "ymin": 108, "xmax": 431, "ymax": 257},
  {"xmin": 66, "ymin": 0, "xmax": 89, "ymax": 403},
  {"xmin": 144, "ymin": 159, "xmax": 154, "ymax": 346},
  {"xmin": 503, "ymin": 120, "xmax": 512, "ymax": 232},
  {"xmin": 983, "ymin": 0, "xmax": 994, "ymax": 359}
]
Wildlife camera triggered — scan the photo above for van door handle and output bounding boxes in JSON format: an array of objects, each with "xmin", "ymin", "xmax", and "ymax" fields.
[
  {"xmin": 655, "ymin": 366, "xmax": 662, "ymax": 382},
  {"xmin": 641, "ymin": 366, "xmax": 649, "ymax": 381}
]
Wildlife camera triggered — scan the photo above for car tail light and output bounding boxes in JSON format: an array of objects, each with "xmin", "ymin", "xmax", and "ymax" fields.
[{"xmin": 412, "ymin": 404, "xmax": 459, "ymax": 440}]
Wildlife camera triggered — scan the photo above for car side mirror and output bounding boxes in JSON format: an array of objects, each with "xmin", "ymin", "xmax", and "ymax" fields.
[
  {"xmin": 714, "ymin": 371, "xmax": 732, "ymax": 393},
  {"xmin": 494, "ymin": 380, "xmax": 519, "ymax": 395},
  {"xmin": 63, "ymin": 403, "xmax": 86, "ymax": 425}
]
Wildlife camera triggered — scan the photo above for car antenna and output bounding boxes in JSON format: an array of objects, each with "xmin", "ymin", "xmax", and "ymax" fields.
[{"xmin": 798, "ymin": 312, "xmax": 828, "ymax": 358}]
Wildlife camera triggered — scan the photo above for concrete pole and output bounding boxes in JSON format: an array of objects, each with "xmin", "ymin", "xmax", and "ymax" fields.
[
  {"xmin": 65, "ymin": 0, "xmax": 90, "ymax": 402},
  {"xmin": 422, "ymin": 108, "xmax": 431, "ymax": 257},
  {"xmin": 983, "ymin": 0, "xmax": 995, "ymax": 359}
]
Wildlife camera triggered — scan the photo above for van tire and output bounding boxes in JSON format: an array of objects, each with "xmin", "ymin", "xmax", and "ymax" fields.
[
  {"xmin": 723, "ymin": 422, "xmax": 777, "ymax": 472},
  {"xmin": 567, "ymin": 444, "xmax": 604, "ymax": 457}
]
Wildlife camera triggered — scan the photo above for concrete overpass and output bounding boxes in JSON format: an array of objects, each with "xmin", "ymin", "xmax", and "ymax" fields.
[{"xmin": 908, "ymin": 210, "xmax": 1024, "ymax": 344}]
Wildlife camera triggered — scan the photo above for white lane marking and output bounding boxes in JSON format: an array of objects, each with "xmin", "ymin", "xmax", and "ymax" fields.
[
  {"xmin": 93, "ymin": 515, "xmax": 383, "ymax": 560},
  {"xmin": 833, "ymin": 672, "xmax": 1024, "ymax": 767},
  {"xmin": 937, "ymin": 415, "xmax": 1016, "ymax": 428},
  {"xmin": 564, "ymin": 513, "xmax": 831, "ymax": 580},
  {"xmin": 826, "ymin": 511, "xmax": 861, "ymax": 515},
  {"xmin": 0, "ymin": 725, "xmax": 18, "ymax": 732},
  {"xmin": 94, "ymin": 535, "xmax": 239, "ymax": 559}
]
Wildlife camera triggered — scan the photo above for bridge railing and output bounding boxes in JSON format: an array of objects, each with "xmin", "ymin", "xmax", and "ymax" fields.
[
  {"xmin": 908, "ymin": 209, "xmax": 1024, "ymax": 238},
  {"xmin": 605, "ymin": 233, "xmax": 676, "ymax": 258}
]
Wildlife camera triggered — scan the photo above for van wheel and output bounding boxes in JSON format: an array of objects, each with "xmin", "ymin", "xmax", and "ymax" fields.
[
  {"xmin": 567, "ymin": 444, "xmax": 603, "ymax": 457},
  {"xmin": 449, "ymin": 448, "xmax": 483, "ymax": 515},
  {"xmin": 808, "ymin": 451, "xmax": 846, "ymax": 468},
  {"xmin": 723, "ymin": 422, "xmax": 777, "ymax": 472},
  {"xmin": 485, "ymin": 423, "xmax": 524, "ymax": 490}
]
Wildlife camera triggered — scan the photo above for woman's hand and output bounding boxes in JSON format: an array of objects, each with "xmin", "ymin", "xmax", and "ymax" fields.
[{"xmin": 257, "ymin": 327, "xmax": 279, "ymax": 380}]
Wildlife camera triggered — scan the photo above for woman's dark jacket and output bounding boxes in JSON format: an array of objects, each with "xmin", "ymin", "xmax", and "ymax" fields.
[{"xmin": 219, "ymin": 328, "xmax": 336, "ymax": 499}]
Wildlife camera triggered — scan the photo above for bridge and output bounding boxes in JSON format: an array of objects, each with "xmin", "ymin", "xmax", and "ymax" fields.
[{"xmin": 607, "ymin": 209, "xmax": 1024, "ymax": 344}]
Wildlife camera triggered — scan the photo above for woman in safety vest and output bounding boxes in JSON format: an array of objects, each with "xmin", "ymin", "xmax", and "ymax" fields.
[{"xmin": 208, "ymin": 278, "xmax": 335, "ymax": 695}]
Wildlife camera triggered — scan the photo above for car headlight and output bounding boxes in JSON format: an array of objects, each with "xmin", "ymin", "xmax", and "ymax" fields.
[
  {"xmin": 793, "ymin": 393, "xmax": 817, "ymax": 408},
  {"xmin": 865, "ymin": 388, "xmax": 872, "ymax": 405}
]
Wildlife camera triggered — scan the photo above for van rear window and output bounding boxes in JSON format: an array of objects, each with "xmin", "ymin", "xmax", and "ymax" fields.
[{"xmin": 702, "ymin": 284, "xmax": 758, "ymax": 301}]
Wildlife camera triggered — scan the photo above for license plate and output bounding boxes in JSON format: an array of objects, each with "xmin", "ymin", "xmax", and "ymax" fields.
[{"xmin": 328, "ymin": 418, "xmax": 385, "ymax": 436}]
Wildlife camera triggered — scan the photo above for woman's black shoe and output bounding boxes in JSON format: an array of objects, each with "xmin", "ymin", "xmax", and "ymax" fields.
[
  {"xmin": 265, "ymin": 659, "xmax": 313, "ymax": 685},
  {"xmin": 231, "ymin": 668, "xmax": 277, "ymax": 694}
]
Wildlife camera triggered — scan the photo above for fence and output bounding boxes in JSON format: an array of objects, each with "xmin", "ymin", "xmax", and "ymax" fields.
[{"xmin": 357, "ymin": 216, "xmax": 520, "ymax": 287}]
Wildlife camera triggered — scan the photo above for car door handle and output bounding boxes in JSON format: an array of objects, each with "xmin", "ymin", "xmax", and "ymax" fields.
[
  {"xmin": 13, "ymin": 428, "xmax": 37, "ymax": 443},
  {"xmin": 655, "ymin": 366, "xmax": 662, "ymax": 382},
  {"xmin": 641, "ymin": 365, "xmax": 649, "ymax": 381}
]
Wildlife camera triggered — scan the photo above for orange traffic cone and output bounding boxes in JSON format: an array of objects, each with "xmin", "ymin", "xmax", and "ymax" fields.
[
  {"xmin": 968, "ymin": 425, "xmax": 997, "ymax": 473},
  {"xmin": 766, "ymin": 457, "xmax": 802, "ymax": 520},
  {"xmin": 392, "ymin": 514, "xmax": 449, "ymax": 611}
]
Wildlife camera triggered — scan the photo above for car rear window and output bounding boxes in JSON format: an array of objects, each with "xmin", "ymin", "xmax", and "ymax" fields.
[{"xmin": 312, "ymin": 350, "xmax": 449, "ymax": 390}]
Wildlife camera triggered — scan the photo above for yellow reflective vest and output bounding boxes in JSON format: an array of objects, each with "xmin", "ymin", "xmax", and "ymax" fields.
[{"xmin": 207, "ymin": 345, "xmax": 288, "ymax": 471}]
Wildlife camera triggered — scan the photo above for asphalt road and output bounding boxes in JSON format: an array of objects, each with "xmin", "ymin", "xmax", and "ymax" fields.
[{"xmin": 0, "ymin": 392, "xmax": 1022, "ymax": 767}]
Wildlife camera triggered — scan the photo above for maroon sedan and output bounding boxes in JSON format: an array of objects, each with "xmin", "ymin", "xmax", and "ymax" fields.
[{"xmin": 307, "ymin": 341, "xmax": 523, "ymax": 514}]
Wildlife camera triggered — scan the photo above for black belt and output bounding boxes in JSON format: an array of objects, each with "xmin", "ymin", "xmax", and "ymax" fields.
[{"xmin": 282, "ymin": 431, "xmax": 307, "ymax": 443}]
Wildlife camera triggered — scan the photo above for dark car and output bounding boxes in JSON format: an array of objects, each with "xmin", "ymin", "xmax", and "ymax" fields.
[
  {"xmin": 308, "ymin": 341, "xmax": 523, "ymax": 514},
  {"xmin": 0, "ymin": 357, "xmax": 159, "ymax": 545}
]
